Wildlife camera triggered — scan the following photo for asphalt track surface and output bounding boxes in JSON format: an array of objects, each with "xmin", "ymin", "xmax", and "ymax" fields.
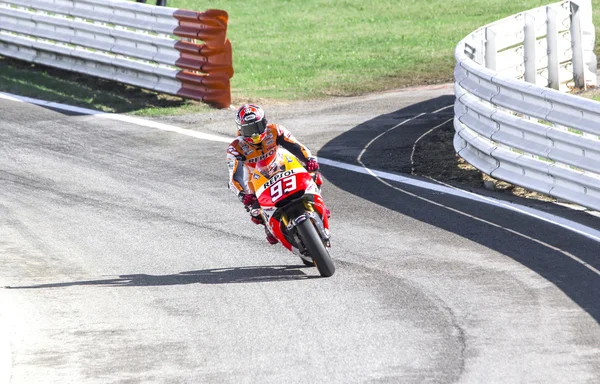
[{"xmin": 0, "ymin": 85, "xmax": 599, "ymax": 383}]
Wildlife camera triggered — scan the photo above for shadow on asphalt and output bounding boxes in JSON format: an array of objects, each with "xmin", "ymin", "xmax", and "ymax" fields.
[
  {"xmin": 5, "ymin": 265, "xmax": 319, "ymax": 289},
  {"xmin": 317, "ymin": 94, "xmax": 456, "ymax": 172},
  {"xmin": 317, "ymin": 97, "xmax": 600, "ymax": 323},
  {"xmin": 0, "ymin": 57, "xmax": 190, "ymax": 114}
]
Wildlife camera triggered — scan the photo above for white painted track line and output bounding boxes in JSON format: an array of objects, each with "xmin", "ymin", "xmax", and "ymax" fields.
[
  {"xmin": 0, "ymin": 301, "xmax": 12, "ymax": 384},
  {"xmin": 1, "ymin": 90, "xmax": 599, "ymax": 246}
]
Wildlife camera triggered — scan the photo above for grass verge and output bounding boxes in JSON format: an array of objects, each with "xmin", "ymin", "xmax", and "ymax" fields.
[{"xmin": 0, "ymin": 57, "xmax": 211, "ymax": 115}]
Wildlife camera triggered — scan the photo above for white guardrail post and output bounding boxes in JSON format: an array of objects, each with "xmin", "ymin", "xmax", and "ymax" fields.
[
  {"xmin": 0, "ymin": 0, "xmax": 233, "ymax": 108},
  {"xmin": 570, "ymin": 0, "xmax": 585, "ymax": 88},
  {"xmin": 523, "ymin": 13, "xmax": 536, "ymax": 84},
  {"xmin": 454, "ymin": 0, "xmax": 600, "ymax": 211},
  {"xmin": 546, "ymin": 6, "xmax": 560, "ymax": 90}
]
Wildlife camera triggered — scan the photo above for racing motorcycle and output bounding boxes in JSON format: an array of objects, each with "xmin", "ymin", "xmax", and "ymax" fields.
[{"xmin": 249, "ymin": 148, "xmax": 335, "ymax": 277}]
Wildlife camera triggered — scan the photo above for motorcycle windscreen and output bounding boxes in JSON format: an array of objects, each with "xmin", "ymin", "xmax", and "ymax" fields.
[{"xmin": 255, "ymin": 152, "xmax": 284, "ymax": 175}]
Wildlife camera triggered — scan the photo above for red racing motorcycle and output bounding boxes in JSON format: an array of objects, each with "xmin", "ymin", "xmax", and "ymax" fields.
[{"xmin": 249, "ymin": 149, "xmax": 335, "ymax": 277}]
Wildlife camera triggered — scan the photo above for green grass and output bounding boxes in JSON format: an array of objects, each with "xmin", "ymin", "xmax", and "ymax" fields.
[
  {"xmin": 0, "ymin": 58, "xmax": 212, "ymax": 114},
  {"xmin": 0, "ymin": 56, "xmax": 209, "ymax": 116},
  {"xmin": 183, "ymin": 0, "xmax": 558, "ymax": 101},
  {"xmin": 1, "ymin": 0, "xmax": 599, "ymax": 114}
]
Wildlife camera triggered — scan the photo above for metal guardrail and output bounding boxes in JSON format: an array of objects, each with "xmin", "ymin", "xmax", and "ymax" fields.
[
  {"xmin": 0, "ymin": 0, "xmax": 233, "ymax": 108},
  {"xmin": 454, "ymin": 0, "xmax": 600, "ymax": 211}
]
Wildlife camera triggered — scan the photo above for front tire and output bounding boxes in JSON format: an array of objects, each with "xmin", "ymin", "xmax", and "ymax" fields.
[
  {"xmin": 299, "ymin": 256, "xmax": 315, "ymax": 267},
  {"xmin": 296, "ymin": 219, "xmax": 335, "ymax": 277}
]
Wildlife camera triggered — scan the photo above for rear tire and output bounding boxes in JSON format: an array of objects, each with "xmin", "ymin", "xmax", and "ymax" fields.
[{"xmin": 296, "ymin": 219, "xmax": 335, "ymax": 277}]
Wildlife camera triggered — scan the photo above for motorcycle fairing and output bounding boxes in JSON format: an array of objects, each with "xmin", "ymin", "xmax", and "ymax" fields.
[{"xmin": 249, "ymin": 148, "xmax": 330, "ymax": 254}]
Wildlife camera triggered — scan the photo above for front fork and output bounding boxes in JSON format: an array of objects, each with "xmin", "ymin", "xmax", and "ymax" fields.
[{"xmin": 279, "ymin": 201, "xmax": 331, "ymax": 253}]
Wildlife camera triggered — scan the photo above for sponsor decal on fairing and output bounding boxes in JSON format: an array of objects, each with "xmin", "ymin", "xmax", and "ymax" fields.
[
  {"xmin": 262, "ymin": 169, "xmax": 297, "ymax": 189},
  {"xmin": 246, "ymin": 148, "xmax": 277, "ymax": 163}
]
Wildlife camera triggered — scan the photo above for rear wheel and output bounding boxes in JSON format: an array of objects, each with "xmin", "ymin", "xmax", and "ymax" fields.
[{"xmin": 296, "ymin": 219, "xmax": 335, "ymax": 277}]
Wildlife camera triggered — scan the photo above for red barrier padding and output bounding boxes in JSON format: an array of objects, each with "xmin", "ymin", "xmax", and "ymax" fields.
[
  {"xmin": 175, "ymin": 39, "xmax": 233, "ymax": 78},
  {"xmin": 176, "ymin": 71, "xmax": 230, "ymax": 90},
  {"xmin": 174, "ymin": 9, "xmax": 228, "ymax": 28},
  {"xmin": 172, "ymin": 9, "xmax": 232, "ymax": 108},
  {"xmin": 172, "ymin": 10, "xmax": 200, "ymax": 23},
  {"xmin": 176, "ymin": 84, "xmax": 231, "ymax": 109}
]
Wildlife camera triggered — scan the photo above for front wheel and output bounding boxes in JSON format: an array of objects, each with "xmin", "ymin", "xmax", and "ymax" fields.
[
  {"xmin": 296, "ymin": 219, "xmax": 335, "ymax": 277},
  {"xmin": 299, "ymin": 256, "xmax": 315, "ymax": 267}
]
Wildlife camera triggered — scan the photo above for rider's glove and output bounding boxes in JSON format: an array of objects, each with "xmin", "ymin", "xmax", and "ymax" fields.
[
  {"xmin": 306, "ymin": 158, "xmax": 320, "ymax": 172},
  {"xmin": 240, "ymin": 193, "xmax": 257, "ymax": 207}
]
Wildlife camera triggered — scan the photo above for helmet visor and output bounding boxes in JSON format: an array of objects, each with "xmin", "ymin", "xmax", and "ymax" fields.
[{"xmin": 240, "ymin": 120, "xmax": 267, "ymax": 138}]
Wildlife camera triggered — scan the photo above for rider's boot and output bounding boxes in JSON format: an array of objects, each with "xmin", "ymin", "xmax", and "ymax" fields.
[
  {"xmin": 265, "ymin": 226, "xmax": 278, "ymax": 245},
  {"xmin": 249, "ymin": 205, "xmax": 277, "ymax": 244}
]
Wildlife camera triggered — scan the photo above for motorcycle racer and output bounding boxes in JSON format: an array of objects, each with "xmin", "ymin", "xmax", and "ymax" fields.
[{"xmin": 226, "ymin": 104, "xmax": 320, "ymax": 244}]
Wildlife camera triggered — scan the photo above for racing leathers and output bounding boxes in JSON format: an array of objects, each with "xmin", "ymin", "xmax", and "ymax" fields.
[{"xmin": 226, "ymin": 123, "xmax": 315, "ymax": 198}]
